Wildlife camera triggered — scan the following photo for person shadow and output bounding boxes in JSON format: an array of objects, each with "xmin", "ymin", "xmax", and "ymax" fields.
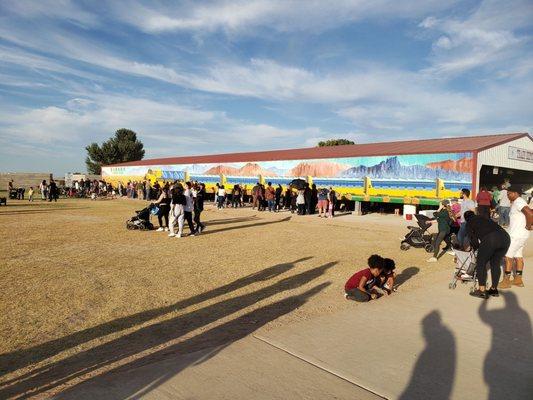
[
  {"xmin": 399, "ymin": 310, "xmax": 456, "ymax": 400},
  {"xmin": 394, "ymin": 267, "xmax": 420, "ymax": 289},
  {"xmin": 479, "ymin": 291, "xmax": 533, "ymax": 399}
]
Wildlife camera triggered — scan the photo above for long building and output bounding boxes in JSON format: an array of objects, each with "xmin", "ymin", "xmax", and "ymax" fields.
[{"xmin": 103, "ymin": 132, "xmax": 533, "ymax": 206}]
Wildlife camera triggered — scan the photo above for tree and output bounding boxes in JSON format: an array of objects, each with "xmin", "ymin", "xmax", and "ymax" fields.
[
  {"xmin": 86, "ymin": 129, "xmax": 145, "ymax": 174},
  {"xmin": 317, "ymin": 139, "xmax": 355, "ymax": 147}
]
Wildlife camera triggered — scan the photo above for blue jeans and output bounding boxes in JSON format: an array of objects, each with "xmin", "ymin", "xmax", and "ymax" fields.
[
  {"xmin": 457, "ymin": 222, "xmax": 468, "ymax": 247},
  {"xmin": 499, "ymin": 206, "xmax": 510, "ymax": 226},
  {"xmin": 268, "ymin": 199, "xmax": 275, "ymax": 211}
]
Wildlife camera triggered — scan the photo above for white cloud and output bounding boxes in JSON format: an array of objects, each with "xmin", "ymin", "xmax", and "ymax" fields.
[
  {"xmin": 113, "ymin": 0, "xmax": 459, "ymax": 34},
  {"xmin": 420, "ymin": 0, "xmax": 533, "ymax": 75}
]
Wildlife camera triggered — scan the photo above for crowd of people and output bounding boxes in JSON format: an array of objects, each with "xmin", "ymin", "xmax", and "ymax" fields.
[
  {"xmin": 211, "ymin": 181, "xmax": 342, "ymax": 217},
  {"xmin": 6, "ymin": 179, "xmax": 60, "ymax": 202},
  {"xmin": 151, "ymin": 181, "xmax": 205, "ymax": 238},
  {"xmin": 343, "ymin": 183, "xmax": 532, "ymax": 304}
]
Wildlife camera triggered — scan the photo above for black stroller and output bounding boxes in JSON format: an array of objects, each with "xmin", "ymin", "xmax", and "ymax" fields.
[
  {"xmin": 400, "ymin": 214, "xmax": 435, "ymax": 253},
  {"xmin": 126, "ymin": 203, "xmax": 156, "ymax": 231}
]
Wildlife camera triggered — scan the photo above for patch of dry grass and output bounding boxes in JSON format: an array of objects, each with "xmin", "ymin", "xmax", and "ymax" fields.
[{"xmin": 0, "ymin": 198, "xmax": 456, "ymax": 398}]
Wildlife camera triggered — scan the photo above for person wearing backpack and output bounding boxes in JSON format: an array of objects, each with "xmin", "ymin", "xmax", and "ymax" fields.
[{"xmin": 427, "ymin": 200, "xmax": 455, "ymax": 262}]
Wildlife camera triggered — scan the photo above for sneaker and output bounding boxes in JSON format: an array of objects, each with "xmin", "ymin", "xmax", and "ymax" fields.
[
  {"xmin": 176, "ymin": 233, "xmax": 181, "ymax": 238},
  {"xmin": 447, "ymin": 250, "xmax": 455, "ymax": 256},
  {"xmin": 512, "ymin": 275, "xmax": 524, "ymax": 287},
  {"xmin": 470, "ymin": 289, "xmax": 488, "ymax": 299},
  {"xmin": 344, "ymin": 293, "xmax": 356, "ymax": 301},
  {"xmin": 188, "ymin": 233, "xmax": 196, "ymax": 237},
  {"xmin": 426, "ymin": 257, "xmax": 438, "ymax": 263},
  {"xmin": 156, "ymin": 227, "xmax": 164, "ymax": 232},
  {"xmin": 486, "ymin": 288, "xmax": 499, "ymax": 297},
  {"xmin": 164, "ymin": 227, "xmax": 169, "ymax": 232},
  {"xmin": 168, "ymin": 233, "xmax": 176, "ymax": 237}
]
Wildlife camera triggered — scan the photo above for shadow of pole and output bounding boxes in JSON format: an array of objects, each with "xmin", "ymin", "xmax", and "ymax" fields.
[
  {"xmin": 399, "ymin": 310, "xmax": 456, "ymax": 400},
  {"xmin": 0, "ymin": 257, "xmax": 312, "ymax": 377},
  {"xmin": 58, "ymin": 282, "xmax": 331, "ymax": 400},
  {"xmin": 1, "ymin": 261, "xmax": 336, "ymax": 398}
]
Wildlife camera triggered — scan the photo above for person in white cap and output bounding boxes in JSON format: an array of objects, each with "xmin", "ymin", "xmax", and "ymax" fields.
[{"xmin": 500, "ymin": 186, "xmax": 533, "ymax": 288}]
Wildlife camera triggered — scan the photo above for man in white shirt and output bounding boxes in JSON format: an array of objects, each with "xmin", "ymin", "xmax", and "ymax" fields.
[
  {"xmin": 498, "ymin": 186, "xmax": 511, "ymax": 226},
  {"xmin": 500, "ymin": 186, "xmax": 533, "ymax": 288}
]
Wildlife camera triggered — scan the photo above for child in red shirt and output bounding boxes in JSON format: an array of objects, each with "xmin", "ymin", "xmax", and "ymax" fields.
[{"xmin": 345, "ymin": 255, "xmax": 384, "ymax": 302}]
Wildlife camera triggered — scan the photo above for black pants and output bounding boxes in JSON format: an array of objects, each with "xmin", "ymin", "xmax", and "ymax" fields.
[
  {"xmin": 194, "ymin": 209, "xmax": 204, "ymax": 230},
  {"xmin": 476, "ymin": 230, "xmax": 510, "ymax": 287},
  {"xmin": 433, "ymin": 230, "xmax": 452, "ymax": 257},
  {"xmin": 158, "ymin": 205, "xmax": 170, "ymax": 228},
  {"xmin": 184, "ymin": 211, "xmax": 195, "ymax": 233},
  {"xmin": 297, "ymin": 204, "xmax": 306, "ymax": 215}
]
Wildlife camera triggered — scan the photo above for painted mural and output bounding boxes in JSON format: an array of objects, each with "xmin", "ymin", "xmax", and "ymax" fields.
[
  {"xmin": 103, "ymin": 153, "xmax": 472, "ymax": 182},
  {"xmin": 102, "ymin": 152, "xmax": 473, "ymax": 202}
]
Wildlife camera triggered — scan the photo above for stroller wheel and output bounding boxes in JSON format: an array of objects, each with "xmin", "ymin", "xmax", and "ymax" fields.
[
  {"xmin": 126, "ymin": 221, "xmax": 135, "ymax": 230},
  {"xmin": 400, "ymin": 242, "xmax": 410, "ymax": 251},
  {"xmin": 424, "ymin": 244, "xmax": 434, "ymax": 253}
]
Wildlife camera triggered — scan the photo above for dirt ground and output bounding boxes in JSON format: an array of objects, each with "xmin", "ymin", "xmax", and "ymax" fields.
[{"xmin": 0, "ymin": 197, "xmax": 476, "ymax": 398}]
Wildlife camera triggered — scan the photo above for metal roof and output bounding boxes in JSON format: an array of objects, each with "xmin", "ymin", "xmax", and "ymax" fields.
[{"xmin": 107, "ymin": 132, "xmax": 531, "ymax": 167}]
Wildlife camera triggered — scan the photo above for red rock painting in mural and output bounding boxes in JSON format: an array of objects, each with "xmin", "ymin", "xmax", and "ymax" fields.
[
  {"xmin": 203, "ymin": 162, "xmax": 278, "ymax": 176},
  {"xmin": 289, "ymin": 161, "xmax": 349, "ymax": 177},
  {"xmin": 425, "ymin": 157, "xmax": 472, "ymax": 173}
]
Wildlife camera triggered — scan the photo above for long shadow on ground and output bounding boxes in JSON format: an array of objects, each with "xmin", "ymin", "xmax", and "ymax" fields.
[
  {"xmin": 395, "ymin": 267, "xmax": 419, "ymax": 289},
  {"xmin": 0, "ymin": 260, "xmax": 335, "ymax": 398},
  {"xmin": 201, "ymin": 216, "xmax": 292, "ymax": 235},
  {"xmin": 60, "ymin": 282, "xmax": 330, "ymax": 400},
  {"xmin": 0, "ymin": 257, "xmax": 311, "ymax": 377},
  {"xmin": 399, "ymin": 310, "xmax": 456, "ymax": 400}
]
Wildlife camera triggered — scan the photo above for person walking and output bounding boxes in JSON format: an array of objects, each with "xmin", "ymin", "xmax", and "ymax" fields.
[
  {"xmin": 265, "ymin": 182, "xmax": 276, "ymax": 212},
  {"xmin": 500, "ymin": 186, "xmax": 532, "ymax": 288},
  {"xmin": 154, "ymin": 185, "xmax": 170, "ymax": 232},
  {"xmin": 49, "ymin": 179, "xmax": 58, "ymax": 202},
  {"xmin": 231, "ymin": 185, "xmax": 241, "ymax": 208},
  {"xmin": 39, "ymin": 180, "xmax": 48, "ymax": 201},
  {"xmin": 310, "ymin": 184, "xmax": 318, "ymax": 215},
  {"xmin": 304, "ymin": 184, "xmax": 312, "ymax": 215},
  {"xmin": 498, "ymin": 186, "xmax": 511, "ymax": 226},
  {"xmin": 465, "ymin": 211, "xmax": 511, "ymax": 299},
  {"xmin": 476, "ymin": 187, "xmax": 493, "ymax": 219},
  {"xmin": 28, "ymin": 187, "xmax": 34, "ymax": 202},
  {"xmin": 327, "ymin": 188, "xmax": 337, "ymax": 218},
  {"xmin": 184, "ymin": 182, "xmax": 197, "ymax": 236},
  {"xmin": 194, "ymin": 183, "xmax": 206, "ymax": 233},
  {"xmin": 427, "ymin": 200, "xmax": 454, "ymax": 262},
  {"xmin": 169, "ymin": 185, "xmax": 185, "ymax": 238}
]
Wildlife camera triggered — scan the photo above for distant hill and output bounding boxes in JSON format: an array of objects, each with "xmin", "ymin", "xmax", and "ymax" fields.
[{"xmin": 426, "ymin": 157, "xmax": 472, "ymax": 173}]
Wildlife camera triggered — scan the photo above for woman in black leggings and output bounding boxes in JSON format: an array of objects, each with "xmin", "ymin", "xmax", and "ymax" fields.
[
  {"xmin": 465, "ymin": 211, "xmax": 510, "ymax": 299},
  {"xmin": 154, "ymin": 185, "xmax": 171, "ymax": 232}
]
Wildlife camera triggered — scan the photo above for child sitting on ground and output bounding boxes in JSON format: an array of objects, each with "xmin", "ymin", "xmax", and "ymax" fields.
[
  {"xmin": 344, "ymin": 254, "xmax": 384, "ymax": 302},
  {"xmin": 378, "ymin": 258, "xmax": 396, "ymax": 294}
]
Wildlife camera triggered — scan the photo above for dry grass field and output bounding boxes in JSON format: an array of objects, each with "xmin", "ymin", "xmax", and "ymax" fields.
[{"xmin": 0, "ymin": 197, "xmax": 458, "ymax": 398}]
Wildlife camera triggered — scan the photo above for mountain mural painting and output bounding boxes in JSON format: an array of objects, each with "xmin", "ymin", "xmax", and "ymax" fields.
[{"xmin": 102, "ymin": 152, "xmax": 473, "ymax": 193}]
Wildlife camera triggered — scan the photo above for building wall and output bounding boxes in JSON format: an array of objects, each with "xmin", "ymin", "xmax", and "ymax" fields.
[
  {"xmin": 103, "ymin": 152, "xmax": 473, "ymax": 201},
  {"xmin": 476, "ymin": 136, "xmax": 533, "ymax": 192},
  {"xmin": 0, "ymin": 173, "xmax": 53, "ymax": 192}
]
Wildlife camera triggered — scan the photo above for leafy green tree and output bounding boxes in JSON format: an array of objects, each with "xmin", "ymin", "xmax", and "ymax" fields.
[
  {"xmin": 85, "ymin": 129, "xmax": 145, "ymax": 174},
  {"xmin": 317, "ymin": 139, "xmax": 355, "ymax": 147}
]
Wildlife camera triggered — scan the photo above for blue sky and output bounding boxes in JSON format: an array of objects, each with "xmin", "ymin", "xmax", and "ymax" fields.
[{"xmin": 0, "ymin": 0, "xmax": 531, "ymax": 175}]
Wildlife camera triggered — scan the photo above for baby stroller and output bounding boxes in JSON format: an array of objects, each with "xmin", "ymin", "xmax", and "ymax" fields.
[
  {"xmin": 126, "ymin": 203, "xmax": 157, "ymax": 230},
  {"xmin": 400, "ymin": 214, "xmax": 435, "ymax": 253},
  {"xmin": 449, "ymin": 249, "xmax": 477, "ymax": 289}
]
